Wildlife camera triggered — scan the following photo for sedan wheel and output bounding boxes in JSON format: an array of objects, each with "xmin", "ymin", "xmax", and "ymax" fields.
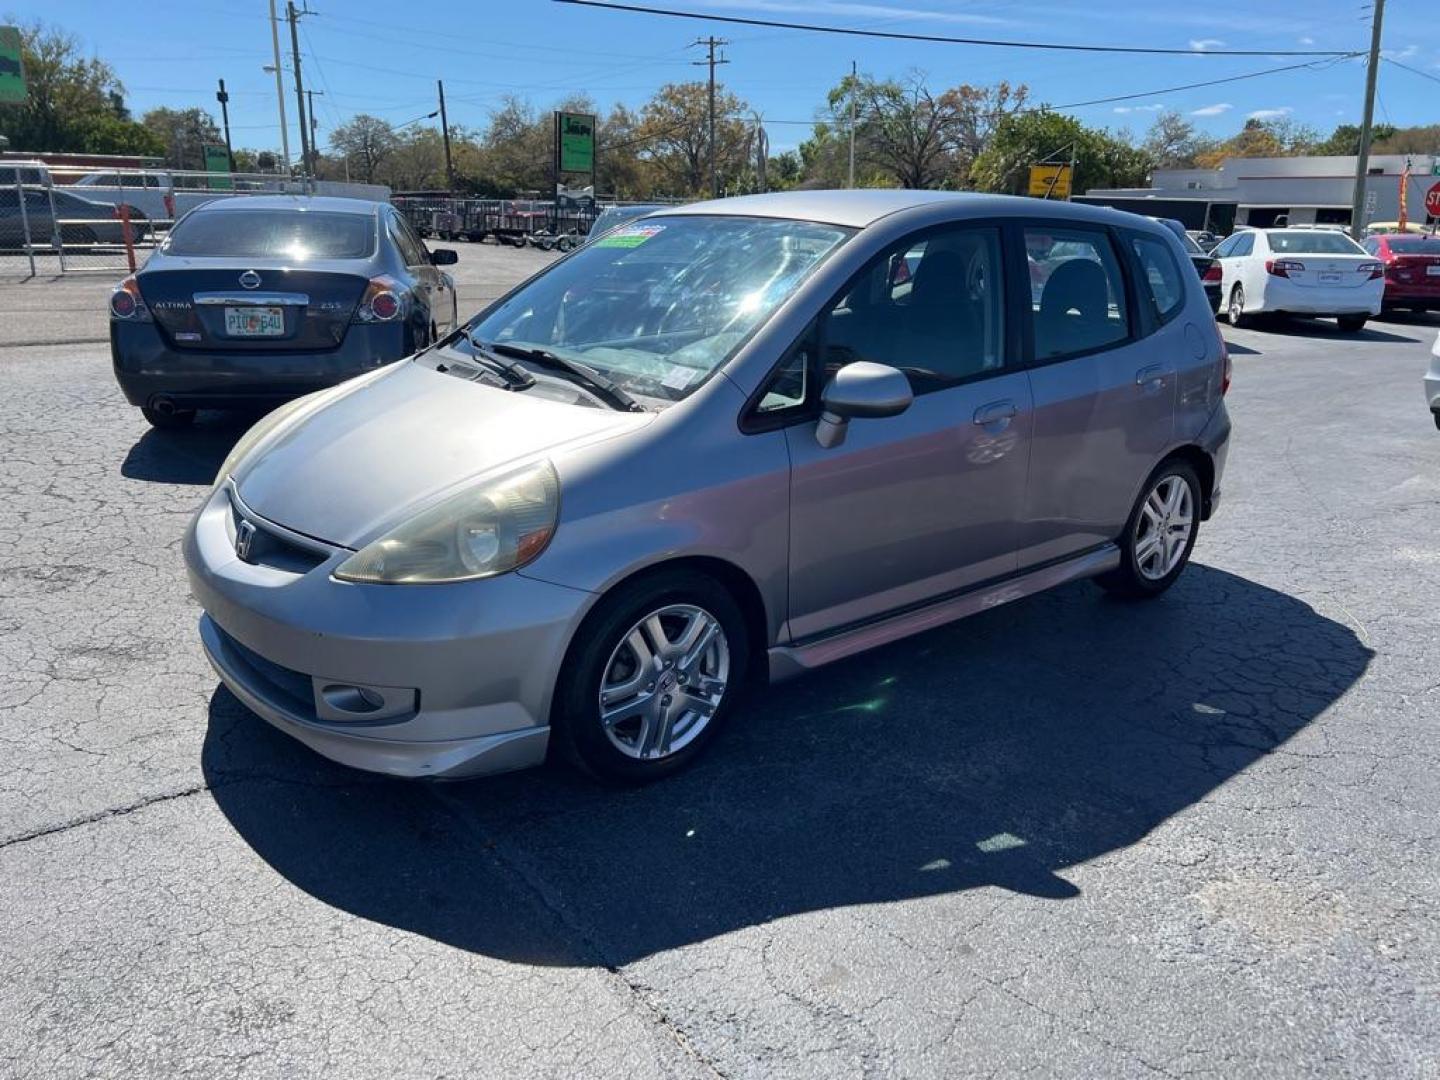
[
  {"xmin": 1228, "ymin": 284, "xmax": 1252, "ymax": 328},
  {"xmin": 553, "ymin": 570, "xmax": 749, "ymax": 783}
]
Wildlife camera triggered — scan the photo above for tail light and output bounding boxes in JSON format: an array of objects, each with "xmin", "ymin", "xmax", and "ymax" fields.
[
  {"xmin": 108, "ymin": 275, "xmax": 151, "ymax": 321},
  {"xmin": 1265, "ymin": 259, "xmax": 1304, "ymax": 278},
  {"xmin": 1359, "ymin": 261, "xmax": 1383, "ymax": 280},
  {"xmin": 1385, "ymin": 262, "xmax": 1404, "ymax": 279},
  {"xmin": 1211, "ymin": 314, "xmax": 1230, "ymax": 396},
  {"xmin": 352, "ymin": 276, "xmax": 406, "ymax": 323},
  {"xmin": 1202, "ymin": 263, "xmax": 1222, "ymax": 282}
]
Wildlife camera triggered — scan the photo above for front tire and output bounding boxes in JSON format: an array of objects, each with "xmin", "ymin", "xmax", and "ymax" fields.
[
  {"xmin": 1337, "ymin": 314, "xmax": 1368, "ymax": 333},
  {"xmin": 552, "ymin": 570, "xmax": 751, "ymax": 784},
  {"xmin": 1096, "ymin": 460, "xmax": 1201, "ymax": 600},
  {"xmin": 1227, "ymin": 284, "xmax": 1253, "ymax": 329}
]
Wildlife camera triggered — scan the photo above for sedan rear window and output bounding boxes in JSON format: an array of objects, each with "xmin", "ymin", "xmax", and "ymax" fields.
[
  {"xmin": 164, "ymin": 209, "xmax": 376, "ymax": 259},
  {"xmin": 1386, "ymin": 235, "xmax": 1440, "ymax": 254},
  {"xmin": 1266, "ymin": 231, "xmax": 1365, "ymax": 255}
]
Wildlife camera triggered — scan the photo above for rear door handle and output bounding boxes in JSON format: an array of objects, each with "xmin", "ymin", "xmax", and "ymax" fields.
[
  {"xmin": 973, "ymin": 400, "xmax": 1019, "ymax": 426},
  {"xmin": 1135, "ymin": 365, "xmax": 1166, "ymax": 388}
]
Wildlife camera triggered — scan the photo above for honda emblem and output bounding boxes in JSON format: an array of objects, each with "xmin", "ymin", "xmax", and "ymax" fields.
[{"xmin": 235, "ymin": 519, "xmax": 257, "ymax": 562}]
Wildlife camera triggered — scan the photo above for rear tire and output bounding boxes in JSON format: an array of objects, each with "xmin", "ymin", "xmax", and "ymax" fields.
[
  {"xmin": 1227, "ymin": 284, "xmax": 1253, "ymax": 329},
  {"xmin": 141, "ymin": 405, "xmax": 196, "ymax": 429},
  {"xmin": 551, "ymin": 569, "xmax": 751, "ymax": 785},
  {"xmin": 1095, "ymin": 459, "xmax": 1202, "ymax": 600},
  {"xmin": 1337, "ymin": 314, "xmax": 1368, "ymax": 333}
]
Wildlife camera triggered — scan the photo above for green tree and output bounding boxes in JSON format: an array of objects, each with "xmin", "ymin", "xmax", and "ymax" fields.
[
  {"xmin": 1314, "ymin": 122, "xmax": 1397, "ymax": 156},
  {"xmin": 1141, "ymin": 111, "xmax": 1216, "ymax": 169},
  {"xmin": 637, "ymin": 81, "xmax": 750, "ymax": 197},
  {"xmin": 140, "ymin": 107, "xmax": 222, "ymax": 170},
  {"xmin": 971, "ymin": 110, "xmax": 1149, "ymax": 196},
  {"xmin": 0, "ymin": 21, "xmax": 156, "ymax": 154},
  {"xmin": 328, "ymin": 114, "xmax": 400, "ymax": 184}
]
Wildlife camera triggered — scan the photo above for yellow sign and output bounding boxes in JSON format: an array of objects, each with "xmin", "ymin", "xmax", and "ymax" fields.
[{"xmin": 1028, "ymin": 164, "xmax": 1073, "ymax": 200}]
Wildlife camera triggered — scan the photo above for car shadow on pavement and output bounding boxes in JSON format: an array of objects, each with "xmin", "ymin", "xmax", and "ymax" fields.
[
  {"xmin": 1263, "ymin": 318, "xmax": 1416, "ymax": 344},
  {"xmin": 202, "ymin": 564, "xmax": 1372, "ymax": 968},
  {"xmin": 120, "ymin": 413, "xmax": 253, "ymax": 485}
]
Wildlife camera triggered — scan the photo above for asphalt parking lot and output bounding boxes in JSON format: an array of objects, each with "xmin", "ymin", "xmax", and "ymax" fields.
[{"xmin": 2, "ymin": 243, "xmax": 1439, "ymax": 1078}]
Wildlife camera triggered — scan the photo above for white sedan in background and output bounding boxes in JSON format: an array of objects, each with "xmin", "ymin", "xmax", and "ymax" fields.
[{"xmin": 1211, "ymin": 227, "xmax": 1385, "ymax": 332}]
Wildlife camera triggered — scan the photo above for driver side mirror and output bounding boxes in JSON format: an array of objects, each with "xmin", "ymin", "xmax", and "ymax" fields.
[
  {"xmin": 430, "ymin": 248, "xmax": 458, "ymax": 266},
  {"xmin": 815, "ymin": 361, "xmax": 913, "ymax": 449}
]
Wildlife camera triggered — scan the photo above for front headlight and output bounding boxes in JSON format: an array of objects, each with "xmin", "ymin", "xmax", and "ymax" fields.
[
  {"xmin": 214, "ymin": 393, "xmax": 320, "ymax": 486},
  {"xmin": 334, "ymin": 460, "xmax": 560, "ymax": 585}
]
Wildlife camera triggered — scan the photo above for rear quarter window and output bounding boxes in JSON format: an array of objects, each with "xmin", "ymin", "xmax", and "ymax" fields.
[{"xmin": 1131, "ymin": 235, "xmax": 1187, "ymax": 324}]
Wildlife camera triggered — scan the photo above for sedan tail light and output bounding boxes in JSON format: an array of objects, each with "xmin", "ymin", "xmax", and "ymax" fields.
[
  {"xmin": 1358, "ymin": 261, "xmax": 1383, "ymax": 280},
  {"xmin": 352, "ymin": 276, "xmax": 407, "ymax": 323},
  {"xmin": 1202, "ymin": 263, "xmax": 1222, "ymax": 282},
  {"xmin": 1265, "ymin": 259, "xmax": 1304, "ymax": 278},
  {"xmin": 109, "ymin": 275, "xmax": 152, "ymax": 321}
]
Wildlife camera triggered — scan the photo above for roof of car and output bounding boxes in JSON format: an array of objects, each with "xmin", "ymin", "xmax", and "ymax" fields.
[
  {"xmin": 194, "ymin": 195, "xmax": 382, "ymax": 215},
  {"xmin": 651, "ymin": 189, "xmax": 1145, "ymax": 229}
]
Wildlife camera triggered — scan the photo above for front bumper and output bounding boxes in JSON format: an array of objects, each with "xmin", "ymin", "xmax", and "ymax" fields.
[
  {"xmin": 185, "ymin": 483, "xmax": 594, "ymax": 779},
  {"xmin": 111, "ymin": 320, "xmax": 413, "ymax": 410},
  {"xmin": 1256, "ymin": 278, "xmax": 1383, "ymax": 317}
]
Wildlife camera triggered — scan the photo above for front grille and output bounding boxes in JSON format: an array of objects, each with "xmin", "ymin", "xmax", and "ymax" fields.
[{"xmin": 227, "ymin": 496, "xmax": 330, "ymax": 574}]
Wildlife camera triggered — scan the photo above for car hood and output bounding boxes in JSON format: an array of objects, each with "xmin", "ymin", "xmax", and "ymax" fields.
[{"xmin": 234, "ymin": 360, "xmax": 650, "ymax": 547}]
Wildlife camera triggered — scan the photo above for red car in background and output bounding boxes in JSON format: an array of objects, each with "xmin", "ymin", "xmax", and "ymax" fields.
[{"xmin": 1362, "ymin": 232, "xmax": 1440, "ymax": 314}]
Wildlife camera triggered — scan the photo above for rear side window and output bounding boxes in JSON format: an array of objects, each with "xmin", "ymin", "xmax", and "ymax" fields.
[
  {"xmin": 1131, "ymin": 235, "xmax": 1186, "ymax": 323},
  {"xmin": 163, "ymin": 209, "xmax": 377, "ymax": 259},
  {"xmin": 1026, "ymin": 227, "xmax": 1130, "ymax": 362}
]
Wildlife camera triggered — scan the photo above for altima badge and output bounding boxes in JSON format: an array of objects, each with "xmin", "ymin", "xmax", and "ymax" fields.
[
  {"xmin": 234, "ymin": 519, "xmax": 257, "ymax": 562},
  {"xmin": 239, "ymin": 270, "xmax": 262, "ymax": 290}
]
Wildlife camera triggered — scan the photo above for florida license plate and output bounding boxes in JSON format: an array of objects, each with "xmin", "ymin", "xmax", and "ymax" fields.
[
  {"xmin": 1427, "ymin": 265, "xmax": 1440, "ymax": 277},
  {"xmin": 224, "ymin": 307, "xmax": 285, "ymax": 336},
  {"xmin": 1319, "ymin": 272, "xmax": 1342, "ymax": 284}
]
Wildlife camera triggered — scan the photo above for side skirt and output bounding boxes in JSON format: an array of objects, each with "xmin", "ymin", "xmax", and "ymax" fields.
[{"xmin": 767, "ymin": 543, "xmax": 1120, "ymax": 682}]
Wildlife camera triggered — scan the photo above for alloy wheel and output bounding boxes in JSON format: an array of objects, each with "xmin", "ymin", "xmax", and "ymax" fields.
[
  {"xmin": 1134, "ymin": 475, "xmax": 1194, "ymax": 581},
  {"xmin": 598, "ymin": 603, "xmax": 730, "ymax": 761}
]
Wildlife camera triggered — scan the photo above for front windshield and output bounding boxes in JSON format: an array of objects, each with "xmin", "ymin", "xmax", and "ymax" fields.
[{"xmin": 467, "ymin": 214, "xmax": 852, "ymax": 407}]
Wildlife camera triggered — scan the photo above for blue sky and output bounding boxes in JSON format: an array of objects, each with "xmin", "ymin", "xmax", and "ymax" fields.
[{"xmin": 17, "ymin": 0, "xmax": 1440, "ymax": 154}]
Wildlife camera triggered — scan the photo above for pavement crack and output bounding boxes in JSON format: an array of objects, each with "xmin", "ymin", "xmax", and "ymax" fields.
[{"xmin": 0, "ymin": 782, "xmax": 211, "ymax": 850}]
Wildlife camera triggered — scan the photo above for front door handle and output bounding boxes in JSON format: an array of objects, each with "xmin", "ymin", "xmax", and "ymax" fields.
[
  {"xmin": 1135, "ymin": 365, "xmax": 1166, "ymax": 388},
  {"xmin": 973, "ymin": 400, "xmax": 1019, "ymax": 426}
]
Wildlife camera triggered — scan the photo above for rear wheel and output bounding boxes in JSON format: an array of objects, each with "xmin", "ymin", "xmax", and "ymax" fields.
[
  {"xmin": 1095, "ymin": 460, "xmax": 1201, "ymax": 600},
  {"xmin": 1337, "ymin": 314, "xmax": 1368, "ymax": 333},
  {"xmin": 552, "ymin": 570, "xmax": 750, "ymax": 784},
  {"xmin": 1227, "ymin": 284, "xmax": 1253, "ymax": 328},
  {"xmin": 141, "ymin": 404, "xmax": 196, "ymax": 429}
]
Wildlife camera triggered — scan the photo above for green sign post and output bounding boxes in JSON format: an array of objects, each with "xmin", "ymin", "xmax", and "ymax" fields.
[
  {"xmin": 556, "ymin": 112, "xmax": 595, "ymax": 174},
  {"xmin": 0, "ymin": 26, "xmax": 27, "ymax": 106},
  {"xmin": 203, "ymin": 144, "xmax": 233, "ymax": 190}
]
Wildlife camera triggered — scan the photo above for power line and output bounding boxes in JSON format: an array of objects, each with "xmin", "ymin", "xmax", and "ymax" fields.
[
  {"xmin": 553, "ymin": 0, "xmax": 1355, "ymax": 57},
  {"xmin": 1384, "ymin": 57, "xmax": 1440, "ymax": 87}
]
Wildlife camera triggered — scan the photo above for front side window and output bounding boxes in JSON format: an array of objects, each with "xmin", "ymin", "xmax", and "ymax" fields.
[
  {"xmin": 469, "ymin": 214, "xmax": 852, "ymax": 408},
  {"xmin": 1131, "ymin": 235, "xmax": 1186, "ymax": 322},
  {"xmin": 162, "ymin": 209, "xmax": 378, "ymax": 259},
  {"xmin": 1026, "ymin": 227, "xmax": 1130, "ymax": 361},
  {"xmin": 820, "ymin": 225, "xmax": 1006, "ymax": 395}
]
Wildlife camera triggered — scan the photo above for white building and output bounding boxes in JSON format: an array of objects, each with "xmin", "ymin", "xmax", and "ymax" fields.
[{"xmin": 1079, "ymin": 154, "xmax": 1440, "ymax": 233}]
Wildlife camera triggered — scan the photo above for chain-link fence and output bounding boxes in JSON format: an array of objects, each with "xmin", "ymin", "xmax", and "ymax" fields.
[{"xmin": 1, "ymin": 163, "xmax": 389, "ymax": 279}]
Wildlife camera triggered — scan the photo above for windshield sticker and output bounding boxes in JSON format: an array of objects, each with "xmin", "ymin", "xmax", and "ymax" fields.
[
  {"xmin": 595, "ymin": 224, "xmax": 666, "ymax": 249},
  {"xmin": 660, "ymin": 365, "xmax": 700, "ymax": 391}
]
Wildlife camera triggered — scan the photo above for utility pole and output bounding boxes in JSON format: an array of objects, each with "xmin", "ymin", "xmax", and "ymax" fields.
[
  {"xmin": 1349, "ymin": 0, "xmax": 1386, "ymax": 239},
  {"xmin": 267, "ymin": 0, "xmax": 290, "ymax": 173},
  {"xmin": 847, "ymin": 60, "xmax": 857, "ymax": 189},
  {"xmin": 306, "ymin": 89, "xmax": 323, "ymax": 172},
  {"xmin": 215, "ymin": 79, "xmax": 234, "ymax": 171},
  {"xmin": 438, "ymin": 80, "xmax": 454, "ymax": 192},
  {"xmin": 286, "ymin": 1, "xmax": 311, "ymax": 175},
  {"xmin": 692, "ymin": 36, "xmax": 729, "ymax": 199}
]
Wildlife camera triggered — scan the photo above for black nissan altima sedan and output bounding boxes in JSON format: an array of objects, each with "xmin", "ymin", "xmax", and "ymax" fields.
[{"xmin": 110, "ymin": 194, "xmax": 459, "ymax": 428}]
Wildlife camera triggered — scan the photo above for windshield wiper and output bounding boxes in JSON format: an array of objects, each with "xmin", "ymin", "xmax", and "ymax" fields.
[
  {"xmin": 483, "ymin": 341, "xmax": 645, "ymax": 413},
  {"xmin": 451, "ymin": 328, "xmax": 535, "ymax": 391}
]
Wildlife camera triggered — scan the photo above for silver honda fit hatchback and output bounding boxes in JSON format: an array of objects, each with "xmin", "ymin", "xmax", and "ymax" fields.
[{"xmin": 186, "ymin": 191, "xmax": 1231, "ymax": 783}]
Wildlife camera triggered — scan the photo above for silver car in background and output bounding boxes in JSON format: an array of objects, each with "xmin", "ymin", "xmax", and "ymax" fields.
[{"xmin": 186, "ymin": 191, "xmax": 1231, "ymax": 783}]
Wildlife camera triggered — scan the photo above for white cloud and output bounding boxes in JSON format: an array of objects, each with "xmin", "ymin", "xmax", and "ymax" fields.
[
  {"xmin": 1189, "ymin": 38, "xmax": 1225, "ymax": 51},
  {"xmin": 1191, "ymin": 103, "xmax": 1234, "ymax": 117},
  {"xmin": 1247, "ymin": 106, "xmax": 1294, "ymax": 120},
  {"xmin": 690, "ymin": 0, "xmax": 1009, "ymax": 24},
  {"xmin": 1382, "ymin": 44, "xmax": 1419, "ymax": 61},
  {"xmin": 1299, "ymin": 36, "xmax": 1315, "ymax": 45},
  {"xmin": 1114, "ymin": 103, "xmax": 1166, "ymax": 114}
]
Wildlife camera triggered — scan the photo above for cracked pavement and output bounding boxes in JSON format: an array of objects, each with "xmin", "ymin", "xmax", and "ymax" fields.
[{"xmin": 1, "ymin": 251, "xmax": 1438, "ymax": 1078}]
